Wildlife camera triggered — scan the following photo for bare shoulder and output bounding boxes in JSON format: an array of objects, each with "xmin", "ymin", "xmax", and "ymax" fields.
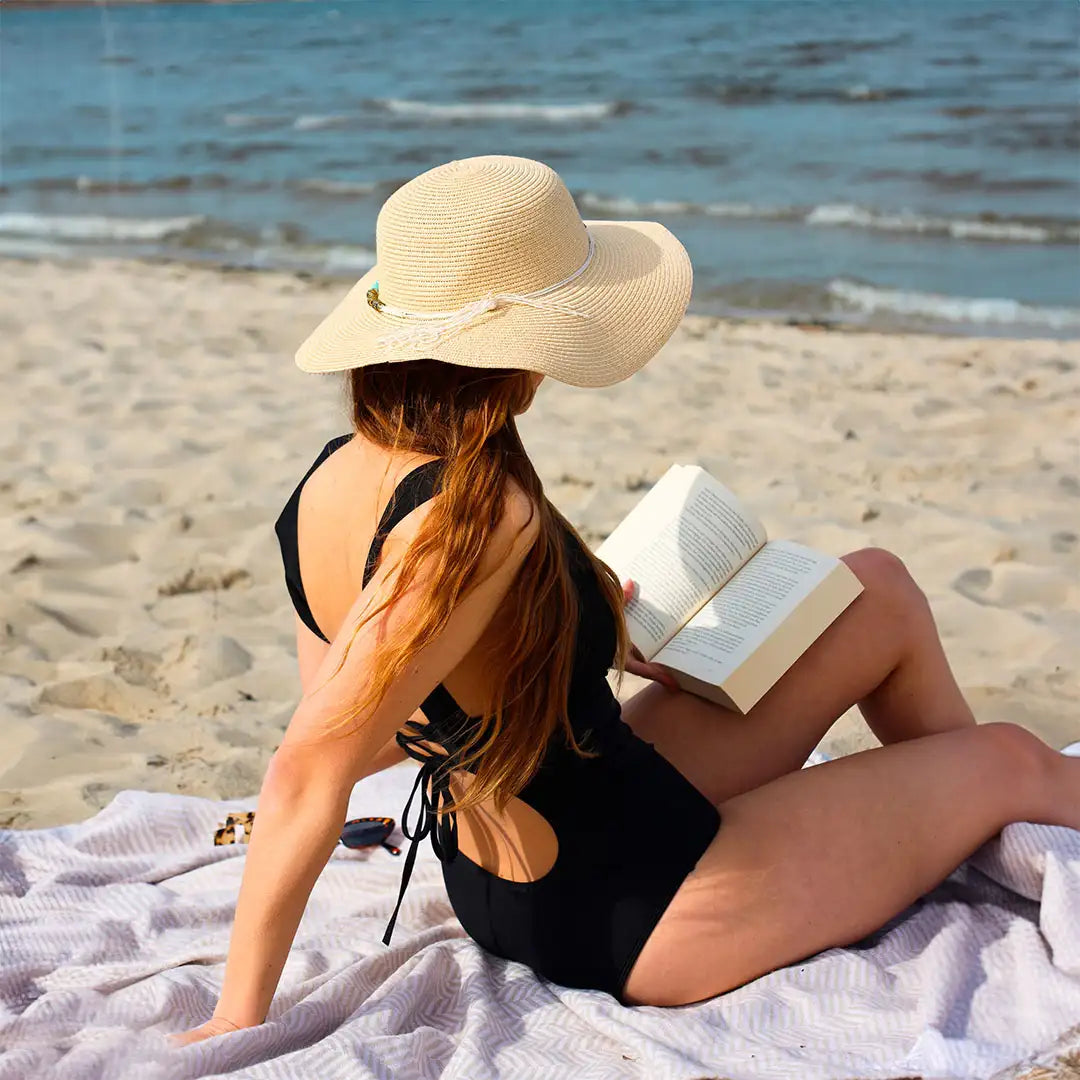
[
  {"xmin": 375, "ymin": 470, "xmax": 540, "ymax": 583},
  {"xmin": 486, "ymin": 475, "xmax": 542, "ymax": 564},
  {"xmin": 294, "ymin": 436, "xmax": 366, "ymax": 520},
  {"xmin": 501, "ymin": 474, "xmax": 541, "ymax": 535}
]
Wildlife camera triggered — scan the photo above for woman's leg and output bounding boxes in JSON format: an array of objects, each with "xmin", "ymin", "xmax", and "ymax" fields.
[
  {"xmin": 622, "ymin": 721, "xmax": 1080, "ymax": 1006},
  {"xmin": 620, "ymin": 547, "xmax": 979, "ymax": 806}
]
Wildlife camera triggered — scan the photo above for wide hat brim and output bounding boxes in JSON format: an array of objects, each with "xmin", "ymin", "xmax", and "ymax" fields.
[{"xmin": 293, "ymin": 219, "xmax": 692, "ymax": 389}]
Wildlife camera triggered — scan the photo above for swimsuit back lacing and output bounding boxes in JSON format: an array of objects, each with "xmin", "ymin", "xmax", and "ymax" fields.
[{"xmin": 355, "ymin": 455, "xmax": 470, "ymax": 946}]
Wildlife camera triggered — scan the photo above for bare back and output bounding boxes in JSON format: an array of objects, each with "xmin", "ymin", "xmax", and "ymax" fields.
[{"xmin": 291, "ymin": 433, "xmax": 559, "ymax": 885}]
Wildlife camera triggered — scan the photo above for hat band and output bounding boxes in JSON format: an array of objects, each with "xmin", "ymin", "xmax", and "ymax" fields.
[{"xmin": 370, "ymin": 230, "xmax": 596, "ymax": 350}]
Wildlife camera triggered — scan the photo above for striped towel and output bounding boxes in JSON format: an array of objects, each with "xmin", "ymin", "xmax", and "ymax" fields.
[{"xmin": 1, "ymin": 756, "xmax": 1078, "ymax": 1080}]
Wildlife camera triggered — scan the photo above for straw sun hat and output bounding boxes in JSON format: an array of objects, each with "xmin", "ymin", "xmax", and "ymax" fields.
[{"xmin": 293, "ymin": 155, "xmax": 693, "ymax": 389}]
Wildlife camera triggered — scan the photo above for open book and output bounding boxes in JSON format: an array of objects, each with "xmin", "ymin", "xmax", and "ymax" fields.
[{"xmin": 595, "ymin": 464, "xmax": 863, "ymax": 714}]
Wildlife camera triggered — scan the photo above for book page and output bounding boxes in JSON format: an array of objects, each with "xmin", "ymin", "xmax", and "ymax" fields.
[
  {"xmin": 652, "ymin": 539, "xmax": 840, "ymax": 680},
  {"xmin": 595, "ymin": 464, "xmax": 768, "ymax": 658}
]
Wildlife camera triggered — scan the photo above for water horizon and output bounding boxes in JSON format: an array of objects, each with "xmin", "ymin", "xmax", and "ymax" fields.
[{"xmin": 2, "ymin": 0, "xmax": 1077, "ymax": 337}]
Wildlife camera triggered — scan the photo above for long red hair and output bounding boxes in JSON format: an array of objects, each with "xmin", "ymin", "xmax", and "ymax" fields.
[{"xmin": 314, "ymin": 357, "xmax": 631, "ymax": 815}]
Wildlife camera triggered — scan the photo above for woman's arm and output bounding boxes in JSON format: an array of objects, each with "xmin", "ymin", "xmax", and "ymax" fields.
[
  {"xmin": 295, "ymin": 611, "xmax": 408, "ymax": 777},
  {"xmin": 172, "ymin": 492, "xmax": 539, "ymax": 1042}
]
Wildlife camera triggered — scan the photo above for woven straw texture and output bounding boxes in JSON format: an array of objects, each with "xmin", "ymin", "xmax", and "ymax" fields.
[{"xmin": 293, "ymin": 155, "xmax": 693, "ymax": 388}]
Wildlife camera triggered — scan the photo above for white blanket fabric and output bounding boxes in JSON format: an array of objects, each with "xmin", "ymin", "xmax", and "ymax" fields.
[{"xmin": 1, "ymin": 759, "xmax": 1078, "ymax": 1080}]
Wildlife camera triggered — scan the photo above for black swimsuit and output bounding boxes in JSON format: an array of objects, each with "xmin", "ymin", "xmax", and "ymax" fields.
[{"xmin": 274, "ymin": 434, "xmax": 721, "ymax": 1002}]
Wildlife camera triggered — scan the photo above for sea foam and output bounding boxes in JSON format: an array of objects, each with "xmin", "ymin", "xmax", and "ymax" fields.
[
  {"xmin": 576, "ymin": 192, "xmax": 1076, "ymax": 245},
  {"xmin": 0, "ymin": 212, "xmax": 206, "ymax": 243},
  {"xmin": 374, "ymin": 98, "xmax": 623, "ymax": 122},
  {"xmin": 828, "ymin": 278, "xmax": 1080, "ymax": 330}
]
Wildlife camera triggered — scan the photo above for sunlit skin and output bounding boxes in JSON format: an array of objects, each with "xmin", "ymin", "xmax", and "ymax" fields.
[{"xmin": 171, "ymin": 368, "xmax": 1080, "ymax": 1042}]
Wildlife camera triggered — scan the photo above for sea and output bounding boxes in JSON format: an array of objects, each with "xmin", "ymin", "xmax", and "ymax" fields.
[{"xmin": 1, "ymin": 0, "xmax": 1077, "ymax": 336}]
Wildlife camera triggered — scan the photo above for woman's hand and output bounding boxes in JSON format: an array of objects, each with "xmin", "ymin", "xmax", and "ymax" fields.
[
  {"xmin": 620, "ymin": 579, "xmax": 679, "ymax": 691},
  {"xmin": 167, "ymin": 1016, "xmax": 245, "ymax": 1048}
]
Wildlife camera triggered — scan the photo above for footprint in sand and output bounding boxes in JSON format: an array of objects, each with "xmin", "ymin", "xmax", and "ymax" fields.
[
  {"xmin": 38, "ymin": 672, "xmax": 157, "ymax": 721},
  {"xmin": 160, "ymin": 633, "xmax": 253, "ymax": 691},
  {"xmin": 952, "ymin": 563, "xmax": 1075, "ymax": 610},
  {"xmin": 158, "ymin": 566, "xmax": 252, "ymax": 597},
  {"xmin": 99, "ymin": 645, "xmax": 168, "ymax": 691}
]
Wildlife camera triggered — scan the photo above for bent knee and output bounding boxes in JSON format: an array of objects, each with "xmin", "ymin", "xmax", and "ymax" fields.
[
  {"xmin": 842, "ymin": 547, "xmax": 928, "ymax": 614},
  {"xmin": 973, "ymin": 721, "xmax": 1050, "ymax": 783},
  {"xmin": 842, "ymin": 546, "xmax": 916, "ymax": 589}
]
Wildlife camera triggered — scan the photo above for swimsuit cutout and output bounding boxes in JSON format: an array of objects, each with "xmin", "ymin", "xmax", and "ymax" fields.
[{"xmin": 275, "ymin": 434, "xmax": 721, "ymax": 1000}]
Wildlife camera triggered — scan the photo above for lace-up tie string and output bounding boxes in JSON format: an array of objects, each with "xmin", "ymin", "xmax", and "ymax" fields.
[{"xmin": 381, "ymin": 719, "xmax": 460, "ymax": 946}]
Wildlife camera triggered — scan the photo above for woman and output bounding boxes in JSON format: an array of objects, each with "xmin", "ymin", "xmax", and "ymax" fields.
[{"xmin": 173, "ymin": 156, "xmax": 1080, "ymax": 1043}]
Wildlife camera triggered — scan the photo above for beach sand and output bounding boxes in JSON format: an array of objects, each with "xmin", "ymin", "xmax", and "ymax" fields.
[{"xmin": 2, "ymin": 254, "xmax": 1077, "ymax": 828}]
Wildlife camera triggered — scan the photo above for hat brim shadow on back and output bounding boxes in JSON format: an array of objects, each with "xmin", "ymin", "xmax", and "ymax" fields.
[{"xmin": 293, "ymin": 219, "xmax": 693, "ymax": 389}]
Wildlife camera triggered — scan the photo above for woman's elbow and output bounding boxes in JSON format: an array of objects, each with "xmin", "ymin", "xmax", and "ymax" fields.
[{"xmin": 261, "ymin": 744, "xmax": 348, "ymax": 811}]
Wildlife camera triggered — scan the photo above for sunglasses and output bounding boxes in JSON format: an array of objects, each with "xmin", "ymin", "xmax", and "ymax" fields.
[{"xmin": 213, "ymin": 812, "xmax": 401, "ymax": 856}]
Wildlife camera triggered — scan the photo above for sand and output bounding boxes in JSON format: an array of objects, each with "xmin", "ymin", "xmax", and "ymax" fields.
[{"xmin": 1, "ymin": 253, "xmax": 1077, "ymax": 829}]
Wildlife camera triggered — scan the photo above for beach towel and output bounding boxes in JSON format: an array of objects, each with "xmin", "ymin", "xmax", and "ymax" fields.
[{"xmin": 1, "ymin": 757, "xmax": 1078, "ymax": 1080}]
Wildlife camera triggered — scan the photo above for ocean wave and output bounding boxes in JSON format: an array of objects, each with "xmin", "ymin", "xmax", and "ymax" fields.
[
  {"xmin": 578, "ymin": 191, "xmax": 793, "ymax": 221},
  {"xmin": 319, "ymin": 246, "xmax": 377, "ymax": 274},
  {"xmin": 232, "ymin": 243, "xmax": 376, "ymax": 274},
  {"xmin": 0, "ymin": 209, "xmax": 376, "ymax": 276},
  {"xmin": 0, "ymin": 212, "xmax": 269, "ymax": 256},
  {"xmin": 372, "ymin": 98, "xmax": 628, "ymax": 122},
  {"xmin": 828, "ymin": 279, "xmax": 1080, "ymax": 330},
  {"xmin": 842, "ymin": 83, "xmax": 905, "ymax": 101},
  {"xmin": 288, "ymin": 178, "xmax": 379, "ymax": 198},
  {"xmin": 292, "ymin": 114, "xmax": 355, "ymax": 131},
  {"xmin": 0, "ymin": 212, "xmax": 206, "ymax": 243},
  {"xmin": 29, "ymin": 174, "xmax": 242, "ymax": 195},
  {"xmin": 223, "ymin": 101, "xmax": 626, "ymax": 130},
  {"xmin": 224, "ymin": 111, "xmax": 353, "ymax": 132},
  {"xmin": 222, "ymin": 112, "xmax": 286, "ymax": 129},
  {"xmin": 805, "ymin": 203, "xmax": 1077, "ymax": 243},
  {"xmin": 858, "ymin": 167, "xmax": 1075, "ymax": 196},
  {"xmin": 577, "ymin": 191, "xmax": 1078, "ymax": 244},
  {"xmin": 685, "ymin": 79, "xmax": 916, "ymax": 105}
]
